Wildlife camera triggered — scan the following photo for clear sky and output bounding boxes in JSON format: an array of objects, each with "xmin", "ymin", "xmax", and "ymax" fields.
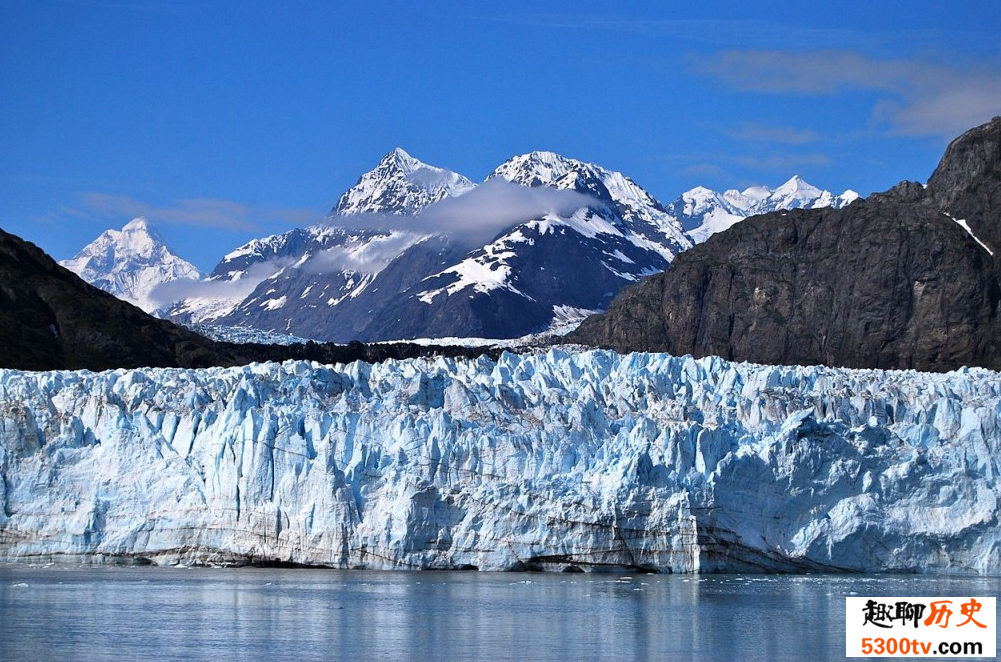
[{"xmin": 2, "ymin": 0, "xmax": 1000, "ymax": 271}]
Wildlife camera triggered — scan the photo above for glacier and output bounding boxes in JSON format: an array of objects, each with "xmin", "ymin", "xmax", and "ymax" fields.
[{"xmin": 0, "ymin": 350, "xmax": 999, "ymax": 573}]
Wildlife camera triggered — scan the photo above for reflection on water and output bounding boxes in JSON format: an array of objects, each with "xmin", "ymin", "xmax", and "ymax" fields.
[{"xmin": 1, "ymin": 566, "xmax": 998, "ymax": 661}]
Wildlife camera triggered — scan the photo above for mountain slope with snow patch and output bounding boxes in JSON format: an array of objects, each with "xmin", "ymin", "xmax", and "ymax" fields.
[{"xmin": 357, "ymin": 152, "xmax": 694, "ymax": 340}]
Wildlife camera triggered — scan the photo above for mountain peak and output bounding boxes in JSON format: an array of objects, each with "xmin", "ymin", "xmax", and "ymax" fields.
[
  {"xmin": 571, "ymin": 118, "xmax": 1001, "ymax": 372},
  {"xmin": 123, "ymin": 216, "xmax": 152, "ymax": 231},
  {"xmin": 332, "ymin": 150, "xmax": 474, "ymax": 216},
  {"xmin": 59, "ymin": 219, "xmax": 202, "ymax": 312},
  {"xmin": 490, "ymin": 151, "xmax": 593, "ymax": 189},
  {"xmin": 525, "ymin": 149, "xmax": 571, "ymax": 163},
  {"xmin": 118, "ymin": 217, "xmax": 165, "ymax": 247},
  {"xmin": 774, "ymin": 175, "xmax": 821, "ymax": 197},
  {"xmin": 926, "ymin": 115, "xmax": 1001, "ymax": 254},
  {"xmin": 684, "ymin": 185, "xmax": 718, "ymax": 199},
  {"xmin": 380, "ymin": 147, "xmax": 422, "ymax": 174}
]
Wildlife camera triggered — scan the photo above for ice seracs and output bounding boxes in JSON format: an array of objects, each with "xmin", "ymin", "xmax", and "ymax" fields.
[
  {"xmin": 59, "ymin": 217, "xmax": 203, "ymax": 313},
  {"xmin": 1, "ymin": 350, "xmax": 998, "ymax": 573}
]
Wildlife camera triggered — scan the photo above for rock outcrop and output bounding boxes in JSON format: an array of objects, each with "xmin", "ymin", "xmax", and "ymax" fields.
[
  {"xmin": 926, "ymin": 116, "xmax": 1001, "ymax": 255},
  {"xmin": 571, "ymin": 118, "xmax": 1001, "ymax": 371},
  {"xmin": 0, "ymin": 227, "xmax": 233, "ymax": 371}
]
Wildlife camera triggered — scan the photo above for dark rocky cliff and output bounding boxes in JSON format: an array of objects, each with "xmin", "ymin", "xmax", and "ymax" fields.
[
  {"xmin": 926, "ymin": 116, "xmax": 1001, "ymax": 255},
  {"xmin": 570, "ymin": 118, "xmax": 1001, "ymax": 372}
]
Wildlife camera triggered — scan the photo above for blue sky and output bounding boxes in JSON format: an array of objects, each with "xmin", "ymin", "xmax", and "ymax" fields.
[{"xmin": 2, "ymin": 0, "xmax": 1000, "ymax": 271}]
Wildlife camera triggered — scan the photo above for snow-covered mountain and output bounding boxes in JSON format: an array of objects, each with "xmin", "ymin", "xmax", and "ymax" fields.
[
  {"xmin": 332, "ymin": 147, "xmax": 474, "ymax": 215},
  {"xmin": 166, "ymin": 149, "xmax": 695, "ymax": 341},
  {"xmin": 362, "ymin": 151, "xmax": 693, "ymax": 340},
  {"xmin": 59, "ymin": 218, "xmax": 203, "ymax": 312},
  {"xmin": 164, "ymin": 149, "xmax": 468, "ymax": 330},
  {"xmin": 2, "ymin": 350, "xmax": 998, "ymax": 573},
  {"xmin": 152, "ymin": 151, "xmax": 854, "ymax": 341},
  {"xmin": 673, "ymin": 176, "xmax": 858, "ymax": 243}
]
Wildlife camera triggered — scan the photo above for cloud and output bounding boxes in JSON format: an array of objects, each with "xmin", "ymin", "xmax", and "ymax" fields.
[
  {"xmin": 147, "ymin": 259, "xmax": 291, "ymax": 310},
  {"xmin": 696, "ymin": 49, "xmax": 909, "ymax": 94},
  {"xmin": 669, "ymin": 150, "xmax": 832, "ymax": 182},
  {"xmin": 695, "ymin": 49, "xmax": 1001, "ymax": 138},
  {"xmin": 327, "ymin": 178, "xmax": 602, "ymax": 247},
  {"xmin": 303, "ymin": 232, "xmax": 424, "ymax": 276},
  {"xmin": 66, "ymin": 193, "xmax": 321, "ymax": 232},
  {"xmin": 725, "ymin": 122, "xmax": 821, "ymax": 145}
]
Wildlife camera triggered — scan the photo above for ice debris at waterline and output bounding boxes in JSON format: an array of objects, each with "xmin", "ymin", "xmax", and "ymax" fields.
[{"xmin": 0, "ymin": 350, "xmax": 999, "ymax": 573}]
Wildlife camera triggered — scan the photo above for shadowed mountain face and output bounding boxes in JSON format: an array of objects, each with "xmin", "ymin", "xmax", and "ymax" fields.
[
  {"xmin": 926, "ymin": 116, "xmax": 1001, "ymax": 256},
  {"xmin": 570, "ymin": 118, "xmax": 1001, "ymax": 372},
  {"xmin": 0, "ymin": 228, "xmax": 499, "ymax": 371}
]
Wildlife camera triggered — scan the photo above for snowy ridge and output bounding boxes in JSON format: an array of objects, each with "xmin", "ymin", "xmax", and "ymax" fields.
[
  {"xmin": 333, "ymin": 148, "xmax": 474, "ymax": 216},
  {"xmin": 490, "ymin": 150, "xmax": 692, "ymax": 257},
  {"xmin": 675, "ymin": 176, "xmax": 859, "ymax": 243},
  {"xmin": 165, "ymin": 225, "xmax": 425, "ymax": 326},
  {"xmin": 1, "ymin": 351, "xmax": 998, "ymax": 573},
  {"xmin": 231, "ymin": 228, "xmax": 423, "ymax": 310},
  {"xmin": 60, "ymin": 218, "xmax": 203, "ymax": 312}
]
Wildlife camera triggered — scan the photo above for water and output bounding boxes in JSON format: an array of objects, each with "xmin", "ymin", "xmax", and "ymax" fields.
[{"xmin": 1, "ymin": 566, "xmax": 998, "ymax": 661}]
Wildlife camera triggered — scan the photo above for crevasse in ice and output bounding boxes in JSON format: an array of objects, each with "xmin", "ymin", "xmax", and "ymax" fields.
[{"xmin": 0, "ymin": 350, "xmax": 998, "ymax": 572}]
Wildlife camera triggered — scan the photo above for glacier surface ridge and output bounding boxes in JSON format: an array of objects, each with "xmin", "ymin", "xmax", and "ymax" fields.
[{"xmin": 0, "ymin": 350, "xmax": 999, "ymax": 573}]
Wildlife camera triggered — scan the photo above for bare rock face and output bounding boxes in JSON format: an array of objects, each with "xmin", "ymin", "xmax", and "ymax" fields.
[
  {"xmin": 571, "ymin": 118, "xmax": 1001, "ymax": 371},
  {"xmin": 926, "ymin": 116, "xmax": 1001, "ymax": 255}
]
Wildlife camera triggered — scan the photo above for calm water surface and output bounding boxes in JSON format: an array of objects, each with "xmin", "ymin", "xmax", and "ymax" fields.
[{"xmin": 1, "ymin": 566, "xmax": 998, "ymax": 661}]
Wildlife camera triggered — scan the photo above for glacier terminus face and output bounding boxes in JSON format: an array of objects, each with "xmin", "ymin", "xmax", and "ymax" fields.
[{"xmin": 1, "ymin": 350, "xmax": 998, "ymax": 573}]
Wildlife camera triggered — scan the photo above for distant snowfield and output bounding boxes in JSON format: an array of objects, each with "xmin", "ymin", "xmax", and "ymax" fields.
[{"xmin": 1, "ymin": 349, "xmax": 998, "ymax": 573}]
